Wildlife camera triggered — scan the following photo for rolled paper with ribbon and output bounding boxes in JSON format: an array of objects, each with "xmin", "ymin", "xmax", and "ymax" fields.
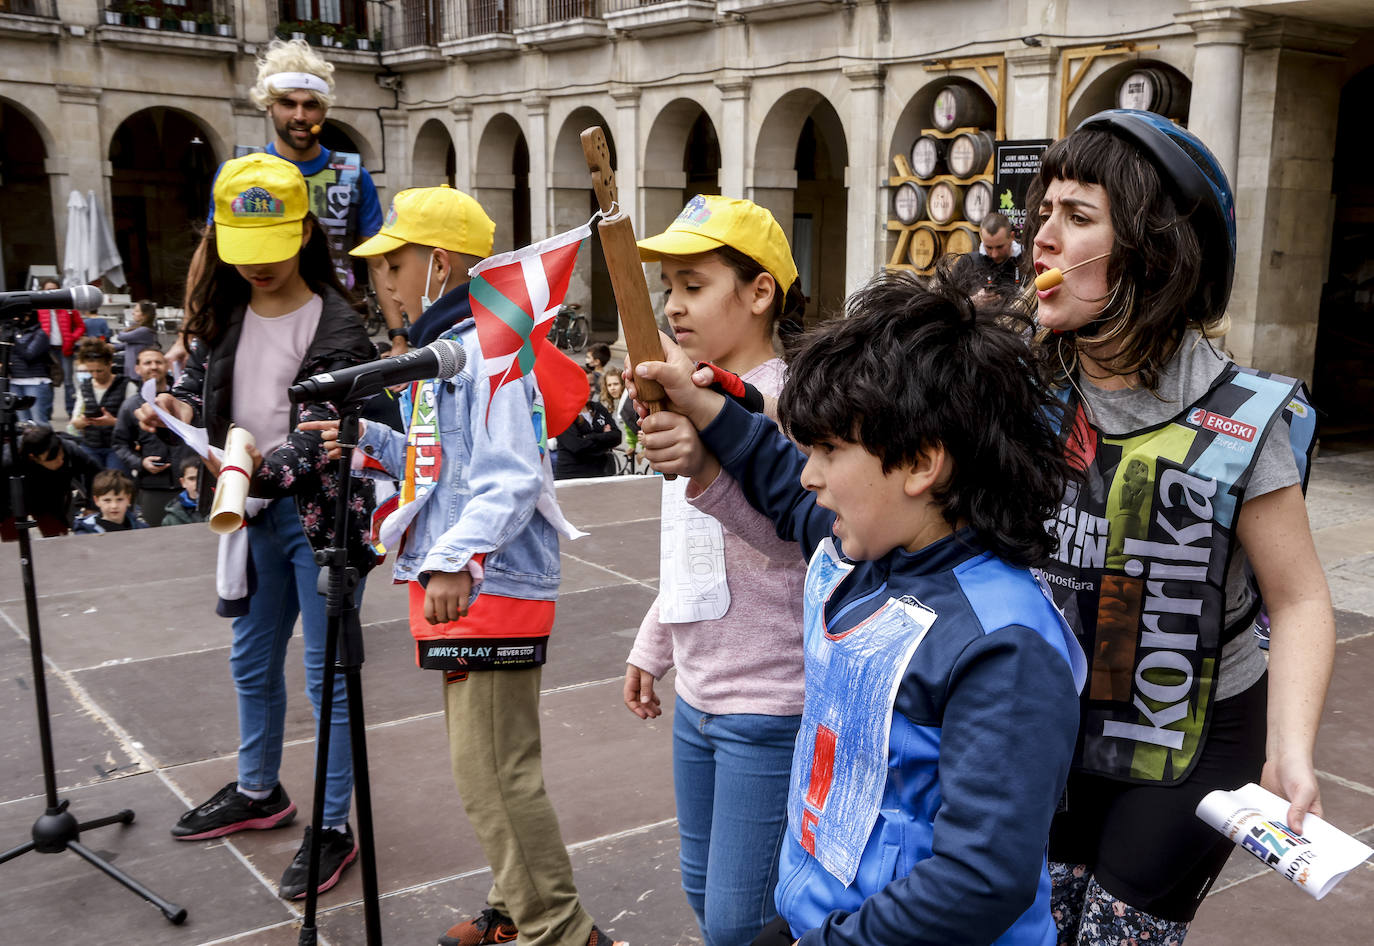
[{"xmin": 208, "ymin": 426, "xmax": 258, "ymax": 535}]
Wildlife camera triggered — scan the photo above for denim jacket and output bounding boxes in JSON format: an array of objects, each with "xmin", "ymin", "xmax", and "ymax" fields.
[{"xmin": 356, "ymin": 297, "xmax": 560, "ymax": 602}]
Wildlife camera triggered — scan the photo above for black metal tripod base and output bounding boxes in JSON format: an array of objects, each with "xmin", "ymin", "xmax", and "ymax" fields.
[{"xmin": 0, "ymin": 799, "xmax": 187, "ymax": 924}]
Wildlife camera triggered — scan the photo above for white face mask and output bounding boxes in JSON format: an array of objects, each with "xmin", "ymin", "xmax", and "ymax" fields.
[
  {"xmin": 420, "ymin": 255, "xmax": 450, "ymax": 314},
  {"xmin": 76, "ymin": 370, "xmax": 92, "ymax": 385}
]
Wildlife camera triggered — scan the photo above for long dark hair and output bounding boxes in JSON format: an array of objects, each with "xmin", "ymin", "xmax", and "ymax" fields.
[
  {"xmin": 183, "ymin": 213, "xmax": 349, "ymax": 345},
  {"xmin": 779, "ymin": 268, "xmax": 1076, "ymax": 567},
  {"xmin": 1022, "ymin": 129, "xmax": 1212, "ymax": 392},
  {"xmin": 714, "ymin": 245, "xmax": 808, "ymax": 355}
]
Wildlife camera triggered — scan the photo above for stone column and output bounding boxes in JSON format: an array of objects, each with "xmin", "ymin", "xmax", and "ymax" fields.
[
  {"xmin": 53, "ymin": 84, "xmax": 106, "ymax": 265},
  {"xmin": 1177, "ymin": 7, "xmax": 1252, "ymax": 185},
  {"xmin": 378, "ymin": 108, "xmax": 411, "ymax": 198},
  {"xmin": 715, "ymin": 77, "xmax": 751, "ymax": 198},
  {"xmin": 524, "ymin": 95, "xmax": 550, "ymax": 240},
  {"xmin": 843, "ymin": 64, "xmax": 885, "ymax": 295},
  {"xmin": 449, "ymin": 102, "xmax": 473, "ymax": 192},
  {"xmin": 1005, "ymin": 46, "xmax": 1055, "ymax": 140}
]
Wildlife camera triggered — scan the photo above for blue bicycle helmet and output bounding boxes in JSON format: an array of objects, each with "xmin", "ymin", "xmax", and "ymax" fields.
[{"xmin": 1077, "ymin": 109, "xmax": 1237, "ymax": 319}]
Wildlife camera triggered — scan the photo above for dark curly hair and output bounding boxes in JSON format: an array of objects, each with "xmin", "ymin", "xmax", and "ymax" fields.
[
  {"xmin": 777, "ymin": 267, "xmax": 1076, "ymax": 567},
  {"xmin": 1022, "ymin": 129, "xmax": 1215, "ymax": 392}
]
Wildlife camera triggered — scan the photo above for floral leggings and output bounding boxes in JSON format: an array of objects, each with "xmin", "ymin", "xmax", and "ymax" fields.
[{"xmin": 1050, "ymin": 863, "xmax": 1189, "ymax": 946}]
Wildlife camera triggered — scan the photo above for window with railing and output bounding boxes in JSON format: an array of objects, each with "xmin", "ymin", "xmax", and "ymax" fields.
[
  {"xmin": 468, "ymin": 0, "xmax": 508, "ymax": 35},
  {"xmin": 101, "ymin": 0, "xmax": 235, "ymax": 34},
  {"xmin": 514, "ymin": 0, "xmax": 599, "ymax": 29},
  {"xmin": 0, "ymin": 0, "xmax": 58, "ymax": 17},
  {"xmin": 393, "ymin": 0, "xmax": 441, "ymax": 47},
  {"xmin": 275, "ymin": 0, "xmax": 377, "ymax": 49}
]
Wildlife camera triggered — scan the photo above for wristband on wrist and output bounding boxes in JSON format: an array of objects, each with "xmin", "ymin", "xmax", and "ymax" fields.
[{"xmin": 696, "ymin": 362, "xmax": 765, "ymax": 413}]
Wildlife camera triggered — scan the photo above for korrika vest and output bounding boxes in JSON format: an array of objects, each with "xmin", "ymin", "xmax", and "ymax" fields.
[
  {"xmin": 235, "ymin": 146, "xmax": 363, "ymax": 289},
  {"xmin": 1041, "ymin": 364, "xmax": 1315, "ymax": 785}
]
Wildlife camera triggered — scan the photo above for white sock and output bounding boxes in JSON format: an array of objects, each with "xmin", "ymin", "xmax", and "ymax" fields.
[
  {"xmin": 323, "ymin": 824, "xmax": 347, "ymax": 833},
  {"xmin": 237, "ymin": 785, "xmax": 273, "ymax": 801}
]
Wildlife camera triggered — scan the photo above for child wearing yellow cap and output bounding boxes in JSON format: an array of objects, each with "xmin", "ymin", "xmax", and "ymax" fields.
[
  {"xmin": 137, "ymin": 151, "xmax": 377, "ymax": 901},
  {"xmin": 623, "ymin": 194, "xmax": 809, "ymax": 946},
  {"xmin": 337, "ymin": 186, "xmax": 626, "ymax": 946}
]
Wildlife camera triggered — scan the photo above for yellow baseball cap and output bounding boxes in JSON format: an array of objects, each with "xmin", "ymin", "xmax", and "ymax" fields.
[
  {"xmin": 212, "ymin": 153, "xmax": 308, "ymax": 266},
  {"xmin": 350, "ymin": 186, "xmax": 496, "ymax": 259},
  {"xmin": 638, "ymin": 195, "xmax": 799, "ymax": 292}
]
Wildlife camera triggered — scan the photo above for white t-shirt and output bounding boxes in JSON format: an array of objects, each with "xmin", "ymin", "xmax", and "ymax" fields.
[{"xmin": 231, "ymin": 295, "xmax": 323, "ymax": 457}]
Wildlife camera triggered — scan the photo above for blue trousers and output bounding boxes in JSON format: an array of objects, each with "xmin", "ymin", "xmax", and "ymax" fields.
[
  {"xmin": 673, "ymin": 695, "xmax": 800, "ymax": 946},
  {"xmin": 231, "ymin": 499, "xmax": 359, "ymax": 825},
  {"xmin": 13, "ymin": 381, "xmax": 53, "ymax": 425}
]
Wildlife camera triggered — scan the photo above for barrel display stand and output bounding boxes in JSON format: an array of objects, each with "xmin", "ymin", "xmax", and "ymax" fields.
[{"xmin": 885, "ymin": 126, "xmax": 992, "ymax": 275}]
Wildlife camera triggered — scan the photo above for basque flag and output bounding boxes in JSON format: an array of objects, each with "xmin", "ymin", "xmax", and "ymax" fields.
[{"xmin": 468, "ymin": 224, "xmax": 591, "ymax": 434}]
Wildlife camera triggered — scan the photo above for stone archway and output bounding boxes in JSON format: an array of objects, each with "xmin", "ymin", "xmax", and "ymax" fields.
[
  {"xmin": 475, "ymin": 113, "xmax": 531, "ymax": 254},
  {"xmin": 108, "ymin": 107, "xmax": 221, "ymax": 302},
  {"xmin": 754, "ymin": 89, "xmax": 848, "ymax": 325},
  {"xmin": 643, "ymin": 97, "xmax": 721, "ymax": 237},
  {"xmin": 412, "ymin": 117, "xmax": 456, "ymax": 188},
  {"xmin": 0, "ymin": 99, "xmax": 57, "ymax": 292},
  {"xmin": 551, "ymin": 107, "xmax": 616, "ymax": 338}
]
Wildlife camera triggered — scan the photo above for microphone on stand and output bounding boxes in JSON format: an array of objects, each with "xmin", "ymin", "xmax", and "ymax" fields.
[
  {"xmin": 0, "ymin": 285, "xmax": 103, "ymax": 317},
  {"xmin": 288, "ymin": 338, "xmax": 467, "ymax": 404}
]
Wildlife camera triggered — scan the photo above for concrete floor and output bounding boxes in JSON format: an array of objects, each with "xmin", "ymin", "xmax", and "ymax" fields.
[{"xmin": 0, "ymin": 446, "xmax": 1371, "ymax": 946}]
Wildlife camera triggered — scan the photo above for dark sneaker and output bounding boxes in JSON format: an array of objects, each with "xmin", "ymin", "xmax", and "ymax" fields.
[
  {"xmin": 587, "ymin": 926, "xmax": 626, "ymax": 946},
  {"xmin": 1254, "ymin": 609, "xmax": 1272, "ymax": 651},
  {"xmin": 438, "ymin": 907, "xmax": 518, "ymax": 946},
  {"xmin": 277, "ymin": 825, "xmax": 358, "ymax": 900},
  {"xmin": 171, "ymin": 781, "xmax": 296, "ymax": 840}
]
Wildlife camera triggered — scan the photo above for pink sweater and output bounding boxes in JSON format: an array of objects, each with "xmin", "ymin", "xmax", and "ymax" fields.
[{"xmin": 626, "ymin": 359, "xmax": 806, "ymax": 716}]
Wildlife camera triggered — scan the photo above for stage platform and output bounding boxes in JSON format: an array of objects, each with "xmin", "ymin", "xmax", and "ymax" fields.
[{"xmin": 2, "ymin": 453, "xmax": 1372, "ymax": 945}]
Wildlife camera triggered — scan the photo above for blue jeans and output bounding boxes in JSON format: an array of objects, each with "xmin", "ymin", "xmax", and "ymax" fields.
[
  {"xmin": 13, "ymin": 382, "xmax": 53, "ymax": 426},
  {"xmin": 61, "ymin": 354, "xmax": 76, "ymax": 414},
  {"xmin": 231, "ymin": 499, "xmax": 361, "ymax": 825},
  {"xmin": 673, "ymin": 696, "xmax": 801, "ymax": 946}
]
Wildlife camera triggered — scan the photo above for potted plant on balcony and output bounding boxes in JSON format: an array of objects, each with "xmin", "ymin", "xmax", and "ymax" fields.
[
  {"xmin": 355, "ymin": 27, "xmax": 373, "ymax": 50},
  {"xmin": 179, "ymin": 10, "xmax": 196, "ymax": 31},
  {"xmin": 132, "ymin": 2, "xmax": 159, "ymax": 29},
  {"xmin": 317, "ymin": 23, "xmax": 338, "ymax": 47},
  {"xmin": 193, "ymin": 10, "xmax": 213, "ymax": 33},
  {"xmin": 215, "ymin": 11, "xmax": 232, "ymax": 36},
  {"xmin": 337, "ymin": 25, "xmax": 359, "ymax": 50},
  {"xmin": 277, "ymin": 20, "xmax": 306, "ymax": 41},
  {"xmin": 104, "ymin": 1, "xmax": 127, "ymax": 26}
]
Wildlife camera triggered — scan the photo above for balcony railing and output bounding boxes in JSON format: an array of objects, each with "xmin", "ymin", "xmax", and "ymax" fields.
[
  {"xmin": 392, "ymin": 0, "xmax": 441, "ymax": 47},
  {"xmin": 603, "ymin": 0, "xmax": 679, "ymax": 11},
  {"xmin": 274, "ymin": 1, "xmax": 379, "ymax": 50},
  {"xmin": 101, "ymin": 0, "xmax": 236, "ymax": 35},
  {"xmin": 0, "ymin": 0, "xmax": 57, "ymax": 17},
  {"xmin": 515, "ymin": 0, "xmax": 600, "ymax": 30}
]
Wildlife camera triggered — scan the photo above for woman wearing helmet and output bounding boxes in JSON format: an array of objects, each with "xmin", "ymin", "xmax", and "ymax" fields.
[{"xmin": 1024, "ymin": 110, "xmax": 1335, "ymax": 944}]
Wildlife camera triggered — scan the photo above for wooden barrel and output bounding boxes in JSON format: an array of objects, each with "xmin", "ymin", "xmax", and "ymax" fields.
[
  {"xmin": 1116, "ymin": 68, "xmax": 1185, "ymax": 118},
  {"xmin": 963, "ymin": 180, "xmax": 994, "ymax": 226},
  {"xmin": 932, "ymin": 84, "xmax": 994, "ymax": 132},
  {"xmin": 927, "ymin": 181, "xmax": 964, "ymax": 225},
  {"xmin": 945, "ymin": 224, "xmax": 979, "ymax": 257},
  {"xmin": 947, "ymin": 130, "xmax": 995, "ymax": 178},
  {"xmin": 909, "ymin": 134, "xmax": 946, "ymax": 179},
  {"xmin": 892, "ymin": 182, "xmax": 927, "ymax": 225},
  {"xmin": 908, "ymin": 224, "xmax": 941, "ymax": 269}
]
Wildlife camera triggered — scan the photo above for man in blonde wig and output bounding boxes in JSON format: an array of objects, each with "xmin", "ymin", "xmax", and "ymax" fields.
[{"xmin": 207, "ymin": 39, "xmax": 409, "ymax": 354}]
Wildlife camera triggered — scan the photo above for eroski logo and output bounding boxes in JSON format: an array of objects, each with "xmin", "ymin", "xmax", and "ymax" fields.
[{"xmin": 1187, "ymin": 408, "xmax": 1255, "ymax": 442}]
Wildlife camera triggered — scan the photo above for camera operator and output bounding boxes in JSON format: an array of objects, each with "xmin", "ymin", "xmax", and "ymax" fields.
[{"xmin": 1, "ymin": 424, "xmax": 101, "ymax": 540}]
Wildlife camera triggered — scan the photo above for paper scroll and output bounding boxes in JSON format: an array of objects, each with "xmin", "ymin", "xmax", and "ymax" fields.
[{"xmin": 208, "ymin": 426, "xmax": 257, "ymax": 535}]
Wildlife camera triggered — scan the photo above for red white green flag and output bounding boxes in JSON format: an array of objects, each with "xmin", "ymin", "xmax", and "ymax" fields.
[{"xmin": 468, "ymin": 223, "xmax": 591, "ymax": 423}]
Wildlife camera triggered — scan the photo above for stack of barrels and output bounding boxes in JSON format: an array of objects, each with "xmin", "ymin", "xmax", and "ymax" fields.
[{"xmin": 887, "ymin": 84, "xmax": 998, "ymax": 274}]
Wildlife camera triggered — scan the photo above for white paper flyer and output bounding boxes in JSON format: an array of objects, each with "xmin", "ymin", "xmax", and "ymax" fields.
[{"xmin": 1196, "ymin": 782, "xmax": 1373, "ymax": 900}]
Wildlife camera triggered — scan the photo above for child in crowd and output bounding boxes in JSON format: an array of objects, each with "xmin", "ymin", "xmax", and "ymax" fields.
[
  {"xmin": 137, "ymin": 152, "xmax": 376, "ymax": 900},
  {"xmin": 70, "ymin": 338, "xmax": 137, "ymax": 470},
  {"xmin": 161, "ymin": 455, "xmax": 205, "ymax": 526},
  {"xmin": 584, "ymin": 342, "xmax": 612, "ymax": 393},
  {"xmin": 623, "ymin": 195, "xmax": 809, "ymax": 946},
  {"xmin": 74, "ymin": 469, "xmax": 147, "ymax": 534},
  {"xmin": 599, "ymin": 367, "xmax": 639, "ymax": 458},
  {"xmin": 635, "ymin": 272, "xmax": 1088, "ymax": 946},
  {"xmin": 313, "ymin": 184, "xmax": 624, "ymax": 946}
]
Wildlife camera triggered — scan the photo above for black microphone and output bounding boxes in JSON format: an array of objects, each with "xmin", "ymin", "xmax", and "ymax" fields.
[
  {"xmin": 0, "ymin": 285, "xmax": 103, "ymax": 316},
  {"xmin": 288, "ymin": 338, "xmax": 467, "ymax": 404}
]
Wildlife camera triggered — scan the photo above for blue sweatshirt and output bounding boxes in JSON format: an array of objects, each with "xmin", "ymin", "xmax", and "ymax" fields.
[{"xmin": 700, "ymin": 400, "xmax": 1086, "ymax": 946}]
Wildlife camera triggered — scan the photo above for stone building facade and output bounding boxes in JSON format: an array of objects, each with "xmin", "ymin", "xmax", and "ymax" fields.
[{"xmin": 1, "ymin": 0, "xmax": 1370, "ymax": 421}]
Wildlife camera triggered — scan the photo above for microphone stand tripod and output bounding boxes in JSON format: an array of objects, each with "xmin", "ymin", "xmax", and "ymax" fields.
[
  {"xmin": 0, "ymin": 320, "xmax": 187, "ymax": 925},
  {"xmin": 298, "ymin": 400, "xmax": 382, "ymax": 946}
]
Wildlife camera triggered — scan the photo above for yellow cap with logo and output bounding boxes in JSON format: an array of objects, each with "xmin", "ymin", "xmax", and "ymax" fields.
[
  {"xmin": 213, "ymin": 153, "xmax": 309, "ymax": 266},
  {"xmin": 638, "ymin": 195, "xmax": 799, "ymax": 292},
  {"xmin": 350, "ymin": 186, "xmax": 496, "ymax": 259}
]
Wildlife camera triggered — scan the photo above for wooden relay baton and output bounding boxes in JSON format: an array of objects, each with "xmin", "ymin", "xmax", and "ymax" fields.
[{"xmin": 580, "ymin": 125, "xmax": 676, "ymax": 479}]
